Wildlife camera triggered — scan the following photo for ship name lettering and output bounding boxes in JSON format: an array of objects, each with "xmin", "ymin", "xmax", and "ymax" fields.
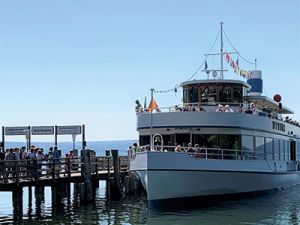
[{"xmin": 272, "ymin": 121, "xmax": 285, "ymax": 132}]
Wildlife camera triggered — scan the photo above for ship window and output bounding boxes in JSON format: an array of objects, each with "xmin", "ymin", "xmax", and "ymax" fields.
[
  {"xmin": 280, "ymin": 140, "xmax": 285, "ymax": 160},
  {"xmin": 255, "ymin": 137, "xmax": 265, "ymax": 160},
  {"xmin": 175, "ymin": 133, "xmax": 190, "ymax": 147},
  {"xmin": 192, "ymin": 134, "xmax": 240, "ymax": 149},
  {"xmin": 139, "ymin": 135, "xmax": 150, "ymax": 146},
  {"xmin": 265, "ymin": 138, "xmax": 273, "ymax": 160},
  {"xmin": 219, "ymin": 135, "xmax": 240, "ymax": 150},
  {"xmin": 285, "ymin": 141, "xmax": 290, "ymax": 160},
  {"xmin": 233, "ymin": 87, "xmax": 243, "ymax": 104},
  {"xmin": 290, "ymin": 141, "xmax": 296, "ymax": 161},
  {"xmin": 274, "ymin": 139, "xmax": 280, "ymax": 160},
  {"xmin": 162, "ymin": 135, "xmax": 171, "ymax": 146},
  {"xmin": 219, "ymin": 85, "xmax": 232, "ymax": 103},
  {"xmin": 183, "ymin": 89, "xmax": 188, "ymax": 103},
  {"xmin": 242, "ymin": 135, "xmax": 253, "ymax": 152},
  {"xmin": 192, "ymin": 134, "xmax": 217, "ymax": 148},
  {"xmin": 200, "ymin": 85, "xmax": 217, "ymax": 104},
  {"xmin": 189, "ymin": 87, "xmax": 199, "ymax": 103}
]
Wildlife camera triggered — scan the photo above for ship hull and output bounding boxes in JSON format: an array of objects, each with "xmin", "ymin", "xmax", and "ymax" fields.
[{"xmin": 130, "ymin": 152, "xmax": 300, "ymax": 207}]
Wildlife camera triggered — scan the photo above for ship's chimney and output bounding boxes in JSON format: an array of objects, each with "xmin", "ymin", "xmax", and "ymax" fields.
[{"xmin": 247, "ymin": 70, "xmax": 263, "ymax": 96}]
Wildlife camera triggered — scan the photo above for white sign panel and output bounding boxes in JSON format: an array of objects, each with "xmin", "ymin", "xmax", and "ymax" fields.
[
  {"xmin": 5, "ymin": 127, "xmax": 29, "ymax": 136},
  {"xmin": 57, "ymin": 125, "xmax": 81, "ymax": 135},
  {"xmin": 32, "ymin": 126, "xmax": 54, "ymax": 135}
]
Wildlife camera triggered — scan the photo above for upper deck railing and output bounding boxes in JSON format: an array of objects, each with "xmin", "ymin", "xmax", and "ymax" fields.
[{"xmin": 137, "ymin": 103, "xmax": 300, "ymax": 128}]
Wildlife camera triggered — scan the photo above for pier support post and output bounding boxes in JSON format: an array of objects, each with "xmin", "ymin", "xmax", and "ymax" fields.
[
  {"xmin": 35, "ymin": 186, "xmax": 44, "ymax": 217},
  {"xmin": 12, "ymin": 187, "xmax": 23, "ymax": 221},
  {"xmin": 82, "ymin": 149, "xmax": 93, "ymax": 202},
  {"xmin": 110, "ymin": 149, "xmax": 121, "ymax": 199}
]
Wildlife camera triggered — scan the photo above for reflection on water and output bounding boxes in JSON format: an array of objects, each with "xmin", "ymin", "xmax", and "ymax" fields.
[{"xmin": 0, "ymin": 182, "xmax": 299, "ymax": 225}]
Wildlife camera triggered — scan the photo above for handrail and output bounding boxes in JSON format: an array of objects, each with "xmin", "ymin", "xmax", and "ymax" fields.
[
  {"xmin": 136, "ymin": 104, "xmax": 300, "ymax": 128},
  {"xmin": 0, "ymin": 155, "xmax": 128, "ymax": 184},
  {"xmin": 130, "ymin": 145, "xmax": 264, "ymax": 161}
]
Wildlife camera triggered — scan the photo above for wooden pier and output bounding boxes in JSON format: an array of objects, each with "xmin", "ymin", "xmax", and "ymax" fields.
[{"xmin": 0, "ymin": 149, "xmax": 141, "ymax": 219}]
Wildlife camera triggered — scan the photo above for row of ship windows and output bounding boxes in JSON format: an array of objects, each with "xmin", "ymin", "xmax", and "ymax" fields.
[
  {"xmin": 242, "ymin": 135, "xmax": 298, "ymax": 161},
  {"xmin": 183, "ymin": 85, "xmax": 247, "ymax": 104},
  {"xmin": 139, "ymin": 134, "xmax": 299, "ymax": 161}
]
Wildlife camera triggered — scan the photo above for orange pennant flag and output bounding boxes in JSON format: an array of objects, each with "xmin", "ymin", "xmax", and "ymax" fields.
[{"xmin": 148, "ymin": 98, "xmax": 158, "ymax": 112}]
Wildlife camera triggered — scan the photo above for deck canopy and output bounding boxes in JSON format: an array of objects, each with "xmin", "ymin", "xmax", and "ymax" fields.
[
  {"xmin": 181, "ymin": 79, "xmax": 250, "ymax": 106},
  {"xmin": 246, "ymin": 95, "xmax": 294, "ymax": 114}
]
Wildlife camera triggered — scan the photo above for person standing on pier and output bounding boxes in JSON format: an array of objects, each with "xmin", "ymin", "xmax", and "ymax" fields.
[
  {"xmin": 0, "ymin": 150, "xmax": 5, "ymax": 181},
  {"xmin": 52, "ymin": 147, "xmax": 60, "ymax": 176},
  {"xmin": 5, "ymin": 148, "xmax": 17, "ymax": 179}
]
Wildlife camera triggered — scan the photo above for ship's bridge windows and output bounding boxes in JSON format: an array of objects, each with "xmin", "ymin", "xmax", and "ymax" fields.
[
  {"xmin": 183, "ymin": 83, "xmax": 245, "ymax": 105},
  {"xmin": 219, "ymin": 85, "xmax": 232, "ymax": 103},
  {"xmin": 188, "ymin": 87, "xmax": 199, "ymax": 103},
  {"xmin": 200, "ymin": 85, "xmax": 217, "ymax": 104},
  {"xmin": 233, "ymin": 87, "xmax": 243, "ymax": 103}
]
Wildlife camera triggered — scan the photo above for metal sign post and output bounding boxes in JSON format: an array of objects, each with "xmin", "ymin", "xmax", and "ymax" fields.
[
  {"xmin": 72, "ymin": 134, "xmax": 77, "ymax": 150},
  {"xmin": 82, "ymin": 124, "xmax": 86, "ymax": 150},
  {"xmin": 2, "ymin": 126, "xmax": 5, "ymax": 152}
]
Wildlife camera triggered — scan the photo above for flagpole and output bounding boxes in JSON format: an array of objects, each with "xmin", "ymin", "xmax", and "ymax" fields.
[{"xmin": 150, "ymin": 88, "xmax": 154, "ymax": 150}]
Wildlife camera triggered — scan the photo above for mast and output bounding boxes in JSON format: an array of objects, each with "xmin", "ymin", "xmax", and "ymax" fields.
[
  {"xmin": 220, "ymin": 22, "xmax": 224, "ymax": 79},
  {"xmin": 150, "ymin": 88, "xmax": 154, "ymax": 150}
]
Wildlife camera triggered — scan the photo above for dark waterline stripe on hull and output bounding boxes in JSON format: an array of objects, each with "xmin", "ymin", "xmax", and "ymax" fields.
[{"xmin": 147, "ymin": 188, "xmax": 288, "ymax": 210}]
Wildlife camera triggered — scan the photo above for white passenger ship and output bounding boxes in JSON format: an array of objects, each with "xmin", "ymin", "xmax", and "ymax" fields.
[{"xmin": 129, "ymin": 23, "xmax": 300, "ymax": 208}]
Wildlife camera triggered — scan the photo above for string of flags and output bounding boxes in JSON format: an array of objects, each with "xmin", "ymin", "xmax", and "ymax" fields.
[
  {"xmin": 225, "ymin": 53, "xmax": 252, "ymax": 79},
  {"xmin": 154, "ymin": 86, "xmax": 179, "ymax": 94}
]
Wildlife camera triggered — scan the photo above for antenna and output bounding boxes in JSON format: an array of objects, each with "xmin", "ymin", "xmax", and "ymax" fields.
[
  {"xmin": 202, "ymin": 22, "xmax": 237, "ymax": 79},
  {"xmin": 220, "ymin": 22, "xmax": 224, "ymax": 79}
]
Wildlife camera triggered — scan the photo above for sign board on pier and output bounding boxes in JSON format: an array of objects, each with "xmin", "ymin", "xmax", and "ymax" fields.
[
  {"xmin": 32, "ymin": 126, "xmax": 54, "ymax": 135},
  {"xmin": 5, "ymin": 127, "xmax": 29, "ymax": 135},
  {"xmin": 57, "ymin": 125, "xmax": 81, "ymax": 135}
]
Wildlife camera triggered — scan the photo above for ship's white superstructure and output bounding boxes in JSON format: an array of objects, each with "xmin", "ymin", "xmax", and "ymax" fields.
[{"xmin": 129, "ymin": 23, "xmax": 300, "ymax": 208}]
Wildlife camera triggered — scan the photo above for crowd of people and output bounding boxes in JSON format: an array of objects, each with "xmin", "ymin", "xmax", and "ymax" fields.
[
  {"xmin": 284, "ymin": 117, "xmax": 300, "ymax": 127},
  {"xmin": 0, "ymin": 145, "xmax": 76, "ymax": 183}
]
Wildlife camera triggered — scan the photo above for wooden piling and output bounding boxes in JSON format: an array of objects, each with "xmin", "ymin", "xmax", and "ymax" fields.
[
  {"xmin": 110, "ymin": 149, "xmax": 121, "ymax": 199},
  {"xmin": 12, "ymin": 187, "xmax": 23, "ymax": 221},
  {"xmin": 82, "ymin": 149, "xmax": 93, "ymax": 202}
]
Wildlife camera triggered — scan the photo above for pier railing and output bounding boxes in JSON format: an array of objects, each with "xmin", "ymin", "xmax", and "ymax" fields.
[{"xmin": 0, "ymin": 155, "xmax": 129, "ymax": 185}]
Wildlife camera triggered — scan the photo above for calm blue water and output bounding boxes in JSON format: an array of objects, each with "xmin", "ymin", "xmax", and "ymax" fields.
[{"xmin": 0, "ymin": 141, "xmax": 300, "ymax": 225}]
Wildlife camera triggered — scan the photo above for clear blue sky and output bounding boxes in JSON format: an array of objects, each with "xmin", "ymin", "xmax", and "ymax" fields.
[{"xmin": 0, "ymin": 0, "xmax": 299, "ymax": 142}]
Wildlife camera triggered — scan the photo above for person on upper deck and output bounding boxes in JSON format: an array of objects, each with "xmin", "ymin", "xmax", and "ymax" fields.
[
  {"xmin": 175, "ymin": 145, "xmax": 183, "ymax": 152},
  {"xmin": 0, "ymin": 150, "xmax": 5, "ymax": 180},
  {"xmin": 175, "ymin": 105, "xmax": 182, "ymax": 112},
  {"xmin": 224, "ymin": 105, "xmax": 234, "ymax": 112},
  {"xmin": 198, "ymin": 105, "xmax": 206, "ymax": 112},
  {"xmin": 250, "ymin": 103, "xmax": 257, "ymax": 114},
  {"xmin": 187, "ymin": 143, "xmax": 195, "ymax": 153},
  {"xmin": 236, "ymin": 106, "xmax": 243, "ymax": 113},
  {"xmin": 216, "ymin": 104, "xmax": 224, "ymax": 112}
]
